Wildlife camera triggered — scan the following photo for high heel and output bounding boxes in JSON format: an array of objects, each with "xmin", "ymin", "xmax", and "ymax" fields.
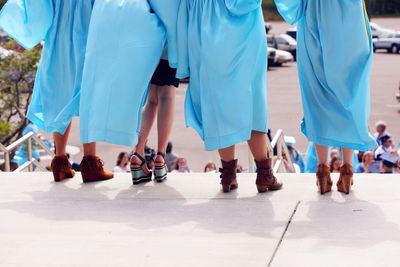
[
  {"xmin": 337, "ymin": 163, "xmax": 353, "ymax": 194},
  {"xmin": 130, "ymin": 152, "xmax": 152, "ymax": 185},
  {"xmin": 51, "ymin": 155, "xmax": 75, "ymax": 182},
  {"xmin": 219, "ymin": 159, "xmax": 238, "ymax": 193},
  {"xmin": 154, "ymin": 152, "xmax": 167, "ymax": 183},
  {"xmin": 80, "ymin": 156, "xmax": 114, "ymax": 183},
  {"xmin": 255, "ymin": 159, "xmax": 283, "ymax": 193},
  {"xmin": 316, "ymin": 164, "xmax": 332, "ymax": 194}
]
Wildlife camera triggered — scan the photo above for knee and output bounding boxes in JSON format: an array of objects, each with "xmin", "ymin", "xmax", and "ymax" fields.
[
  {"xmin": 147, "ymin": 93, "xmax": 159, "ymax": 107},
  {"xmin": 158, "ymin": 87, "xmax": 176, "ymax": 102}
]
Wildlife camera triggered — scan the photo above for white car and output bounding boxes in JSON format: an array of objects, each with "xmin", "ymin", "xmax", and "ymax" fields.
[
  {"xmin": 373, "ymin": 32, "xmax": 400, "ymax": 54},
  {"xmin": 370, "ymin": 22, "xmax": 395, "ymax": 39},
  {"xmin": 274, "ymin": 49, "xmax": 294, "ymax": 66}
]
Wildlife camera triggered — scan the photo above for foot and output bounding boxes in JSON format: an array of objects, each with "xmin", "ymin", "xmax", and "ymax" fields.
[
  {"xmin": 51, "ymin": 155, "xmax": 75, "ymax": 182},
  {"xmin": 130, "ymin": 152, "xmax": 152, "ymax": 185},
  {"xmin": 337, "ymin": 163, "xmax": 353, "ymax": 194},
  {"xmin": 154, "ymin": 152, "xmax": 167, "ymax": 183},
  {"xmin": 255, "ymin": 158, "xmax": 283, "ymax": 193},
  {"xmin": 80, "ymin": 156, "xmax": 114, "ymax": 183},
  {"xmin": 316, "ymin": 164, "xmax": 333, "ymax": 195},
  {"xmin": 220, "ymin": 159, "xmax": 238, "ymax": 193}
]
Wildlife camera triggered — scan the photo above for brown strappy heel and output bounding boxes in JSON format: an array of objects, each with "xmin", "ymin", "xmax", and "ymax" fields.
[
  {"xmin": 337, "ymin": 163, "xmax": 354, "ymax": 194},
  {"xmin": 316, "ymin": 164, "xmax": 333, "ymax": 194}
]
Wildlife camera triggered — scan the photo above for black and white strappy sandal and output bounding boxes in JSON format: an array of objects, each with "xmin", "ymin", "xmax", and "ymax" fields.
[{"xmin": 130, "ymin": 152, "xmax": 152, "ymax": 185}]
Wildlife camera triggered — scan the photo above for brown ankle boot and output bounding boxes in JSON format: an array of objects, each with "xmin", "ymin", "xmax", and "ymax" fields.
[
  {"xmin": 337, "ymin": 163, "xmax": 353, "ymax": 194},
  {"xmin": 51, "ymin": 155, "xmax": 75, "ymax": 182},
  {"xmin": 80, "ymin": 156, "xmax": 114, "ymax": 183},
  {"xmin": 316, "ymin": 164, "xmax": 332, "ymax": 195},
  {"xmin": 255, "ymin": 159, "xmax": 283, "ymax": 193},
  {"xmin": 220, "ymin": 159, "xmax": 238, "ymax": 193}
]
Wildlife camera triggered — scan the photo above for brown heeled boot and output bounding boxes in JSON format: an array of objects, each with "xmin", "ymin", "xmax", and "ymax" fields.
[
  {"xmin": 51, "ymin": 155, "xmax": 75, "ymax": 182},
  {"xmin": 316, "ymin": 164, "xmax": 333, "ymax": 194},
  {"xmin": 80, "ymin": 156, "xmax": 114, "ymax": 183},
  {"xmin": 337, "ymin": 163, "xmax": 354, "ymax": 194},
  {"xmin": 219, "ymin": 159, "xmax": 238, "ymax": 193},
  {"xmin": 255, "ymin": 159, "xmax": 283, "ymax": 193}
]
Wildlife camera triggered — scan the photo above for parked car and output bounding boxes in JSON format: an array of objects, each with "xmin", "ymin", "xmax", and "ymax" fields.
[
  {"xmin": 267, "ymin": 34, "xmax": 297, "ymax": 60},
  {"xmin": 267, "ymin": 47, "xmax": 277, "ymax": 69},
  {"xmin": 370, "ymin": 22, "xmax": 395, "ymax": 39},
  {"xmin": 274, "ymin": 49, "xmax": 294, "ymax": 66},
  {"xmin": 286, "ymin": 27, "xmax": 297, "ymax": 40},
  {"xmin": 373, "ymin": 32, "xmax": 400, "ymax": 54}
]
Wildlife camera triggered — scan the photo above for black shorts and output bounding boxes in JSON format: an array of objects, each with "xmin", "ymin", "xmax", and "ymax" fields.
[{"xmin": 151, "ymin": 59, "xmax": 180, "ymax": 88}]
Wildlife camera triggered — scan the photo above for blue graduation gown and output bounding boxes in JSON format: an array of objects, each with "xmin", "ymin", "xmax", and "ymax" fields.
[
  {"xmin": 0, "ymin": 0, "xmax": 94, "ymax": 134},
  {"xmin": 275, "ymin": 0, "xmax": 377, "ymax": 151},
  {"xmin": 177, "ymin": 0, "xmax": 268, "ymax": 151},
  {"xmin": 79, "ymin": 0, "xmax": 167, "ymax": 146}
]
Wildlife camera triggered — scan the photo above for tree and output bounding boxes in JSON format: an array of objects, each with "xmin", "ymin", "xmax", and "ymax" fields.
[{"xmin": 0, "ymin": 39, "xmax": 42, "ymax": 146}]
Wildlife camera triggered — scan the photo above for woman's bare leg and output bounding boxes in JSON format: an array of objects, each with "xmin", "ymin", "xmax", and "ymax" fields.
[
  {"xmin": 135, "ymin": 85, "xmax": 159, "ymax": 156},
  {"xmin": 155, "ymin": 85, "xmax": 176, "ymax": 165},
  {"xmin": 83, "ymin": 142, "xmax": 96, "ymax": 156},
  {"xmin": 53, "ymin": 123, "xmax": 72, "ymax": 156},
  {"xmin": 342, "ymin": 147, "xmax": 354, "ymax": 166},
  {"xmin": 247, "ymin": 131, "xmax": 269, "ymax": 161},
  {"xmin": 218, "ymin": 145, "xmax": 236, "ymax": 162},
  {"xmin": 315, "ymin": 143, "xmax": 329, "ymax": 165}
]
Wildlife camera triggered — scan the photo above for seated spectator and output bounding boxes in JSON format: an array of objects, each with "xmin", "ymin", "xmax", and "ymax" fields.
[
  {"xmin": 330, "ymin": 156, "xmax": 342, "ymax": 173},
  {"xmin": 171, "ymin": 158, "xmax": 191, "ymax": 173},
  {"xmin": 285, "ymin": 136, "xmax": 305, "ymax": 173},
  {"xmin": 355, "ymin": 151, "xmax": 374, "ymax": 173},
  {"xmin": 330, "ymin": 149, "xmax": 340, "ymax": 161},
  {"xmin": 204, "ymin": 161, "xmax": 217, "ymax": 173},
  {"xmin": 375, "ymin": 135, "xmax": 393, "ymax": 160},
  {"xmin": 380, "ymin": 152, "xmax": 399, "ymax": 174},
  {"xmin": 165, "ymin": 142, "xmax": 179, "ymax": 172},
  {"xmin": 113, "ymin": 152, "xmax": 130, "ymax": 173},
  {"xmin": 374, "ymin": 121, "xmax": 391, "ymax": 145}
]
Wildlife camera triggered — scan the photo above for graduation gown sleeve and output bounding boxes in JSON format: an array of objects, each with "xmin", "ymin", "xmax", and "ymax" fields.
[
  {"xmin": 274, "ymin": 0, "xmax": 306, "ymax": 25},
  {"xmin": 149, "ymin": 0, "xmax": 180, "ymax": 68},
  {"xmin": 224, "ymin": 0, "xmax": 262, "ymax": 16},
  {"xmin": 0, "ymin": 0, "xmax": 53, "ymax": 49}
]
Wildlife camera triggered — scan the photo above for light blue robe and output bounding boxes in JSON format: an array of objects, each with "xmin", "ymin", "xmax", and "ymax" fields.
[
  {"xmin": 0, "ymin": 0, "xmax": 94, "ymax": 134},
  {"xmin": 275, "ymin": 0, "xmax": 377, "ymax": 151},
  {"xmin": 177, "ymin": 0, "xmax": 268, "ymax": 151},
  {"xmin": 79, "ymin": 0, "xmax": 176, "ymax": 146}
]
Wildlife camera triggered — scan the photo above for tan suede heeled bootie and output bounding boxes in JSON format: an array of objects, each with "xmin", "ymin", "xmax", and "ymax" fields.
[
  {"xmin": 316, "ymin": 164, "xmax": 333, "ymax": 194},
  {"xmin": 80, "ymin": 156, "xmax": 114, "ymax": 183},
  {"xmin": 51, "ymin": 155, "xmax": 75, "ymax": 182}
]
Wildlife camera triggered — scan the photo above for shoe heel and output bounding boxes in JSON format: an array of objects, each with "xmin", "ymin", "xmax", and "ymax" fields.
[
  {"xmin": 154, "ymin": 166, "xmax": 167, "ymax": 183},
  {"xmin": 257, "ymin": 185, "xmax": 268, "ymax": 193},
  {"xmin": 131, "ymin": 168, "xmax": 152, "ymax": 185},
  {"xmin": 317, "ymin": 177, "xmax": 326, "ymax": 194},
  {"xmin": 53, "ymin": 171, "xmax": 66, "ymax": 182},
  {"xmin": 222, "ymin": 184, "xmax": 231, "ymax": 193}
]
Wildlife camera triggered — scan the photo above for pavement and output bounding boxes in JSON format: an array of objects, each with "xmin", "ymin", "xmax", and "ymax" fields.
[
  {"xmin": 0, "ymin": 172, "xmax": 400, "ymax": 267},
  {"xmin": 40, "ymin": 17, "xmax": 400, "ymax": 172}
]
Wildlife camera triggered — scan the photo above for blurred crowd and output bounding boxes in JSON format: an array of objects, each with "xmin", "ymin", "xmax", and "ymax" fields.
[{"xmin": 287, "ymin": 121, "xmax": 400, "ymax": 174}]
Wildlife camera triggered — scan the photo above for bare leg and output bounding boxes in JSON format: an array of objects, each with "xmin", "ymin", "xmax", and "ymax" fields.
[
  {"xmin": 83, "ymin": 142, "xmax": 96, "ymax": 156},
  {"xmin": 218, "ymin": 146, "xmax": 235, "ymax": 162},
  {"xmin": 341, "ymin": 147, "xmax": 354, "ymax": 166},
  {"xmin": 315, "ymin": 143, "xmax": 329, "ymax": 165},
  {"xmin": 247, "ymin": 131, "xmax": 269, "ymax": 161},
  {"xmin": 53, "ymin": 123, "xmax": 72, "ymax": 156},
  {"xmin": 135, "ymin": 84, "xmax": 159, "ymax": 156},
  {"xmin": 155, "ymin": 85, "xmax": 176, "ymax": 165}
]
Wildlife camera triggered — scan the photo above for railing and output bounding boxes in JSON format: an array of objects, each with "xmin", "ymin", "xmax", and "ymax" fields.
[
  {"xmin": 248, "ymin": 129, "xmax": 295, "ymax": 173},
  {"xmin": 0, "ymin": 132, "xmax": 54, "ymax": 172}
]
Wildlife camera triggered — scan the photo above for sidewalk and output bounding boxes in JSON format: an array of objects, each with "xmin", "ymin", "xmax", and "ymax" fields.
[{"xmin": 0, "ymin": 172, "xmax": 399, "ymax": 267}]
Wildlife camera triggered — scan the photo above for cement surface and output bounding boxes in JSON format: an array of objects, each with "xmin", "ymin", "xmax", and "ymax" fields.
[{"xmin": 0, "ymin": 172, "xmax": 399, "ymax": 266}]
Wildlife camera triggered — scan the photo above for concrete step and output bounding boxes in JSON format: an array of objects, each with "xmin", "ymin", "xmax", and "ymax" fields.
[{"xmin": 0, "ymin": 172, "xmax": 399, "ymax": 267}]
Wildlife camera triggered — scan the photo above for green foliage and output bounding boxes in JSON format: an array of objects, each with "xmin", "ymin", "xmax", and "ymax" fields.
[
  {"xmin": 0, "ymin": 39, "xmax": 42, "ymax": 145},
  {"xmin": 0, "ymin": 0, "xmax": 6, "ymax": 9}
]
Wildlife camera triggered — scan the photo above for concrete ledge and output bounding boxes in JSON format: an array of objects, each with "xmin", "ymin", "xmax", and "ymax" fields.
[{"xmin": 0, "ymin": 173, "xmax": 399, "ymax": 267}]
